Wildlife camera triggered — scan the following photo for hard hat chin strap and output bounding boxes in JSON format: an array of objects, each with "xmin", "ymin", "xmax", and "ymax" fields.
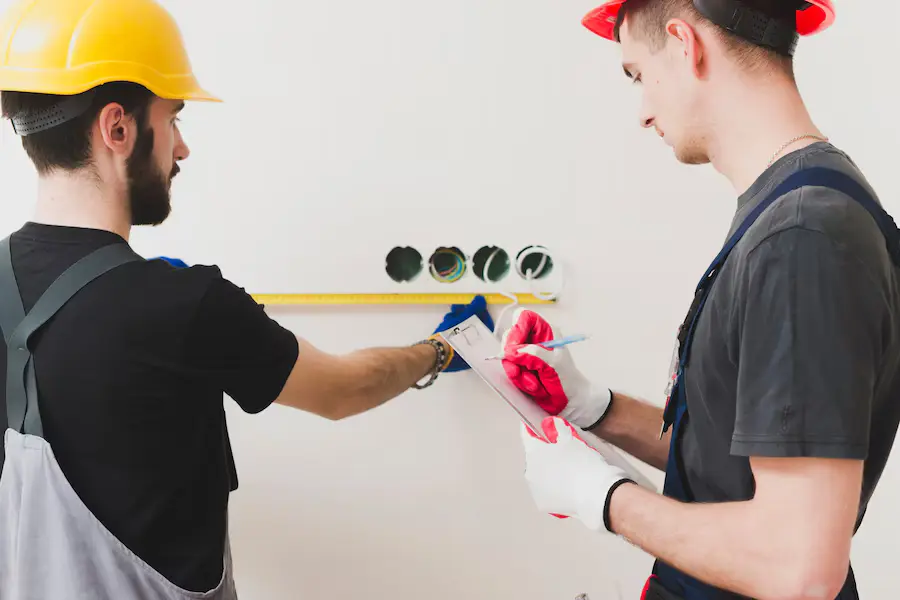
[
  {"xmin": 693, "ymin": 0, "xmax": 809, "ymax": 57},
  {"xmin": 10, "ymin": 89, "xmax": 97, "ymax": 137}
]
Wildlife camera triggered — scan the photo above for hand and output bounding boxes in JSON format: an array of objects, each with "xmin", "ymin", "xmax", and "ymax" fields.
[
  {"xmin": 501, "ymin": 308, "xmax": 611, "ymax": 428},
  {"xmin": 432, "ymin": 295, "xmax": 494, "ymax": 372},
  {"xmin": 521, "ymin": 416, "xmax": 633, "ymax": 533}
]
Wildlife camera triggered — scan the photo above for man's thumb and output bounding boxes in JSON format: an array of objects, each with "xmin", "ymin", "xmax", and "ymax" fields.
[{"xmin": 542, "ymin": 416, "xmax": 576, "ymax": 444}]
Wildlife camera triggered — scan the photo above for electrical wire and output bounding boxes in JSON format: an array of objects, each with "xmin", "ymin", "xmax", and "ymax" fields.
[
  {"xmin": 429, "ymin": 247, "xmax": 467, "ymax": 283},
  {"xmin": 424, "ymin": 244, "xmax": 563, "ymax": 340},
  {"xmin": 489, "ymin": 245, "xmax": 564, "ymax": 339},
  {"xmin": 517, "ymin": 245, "xmax": 560, "ymax": 302},
  {"xmin": 482, "ymin": 246, "xmax": 506, "ymax": 283}
]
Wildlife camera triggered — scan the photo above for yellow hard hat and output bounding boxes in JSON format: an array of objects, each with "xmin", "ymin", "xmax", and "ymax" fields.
[{"xmin": 0, "ymin": 0, "xmax": 219, "ymax": 102}]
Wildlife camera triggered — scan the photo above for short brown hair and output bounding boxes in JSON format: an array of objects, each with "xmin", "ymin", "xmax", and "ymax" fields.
[
  {"xmin": 1, "ymin": 82, "xmax": 155, "ymax": 176},
  {"xmin": 614, "ymin": 0, "xmax": 794, "ymax": 78}
]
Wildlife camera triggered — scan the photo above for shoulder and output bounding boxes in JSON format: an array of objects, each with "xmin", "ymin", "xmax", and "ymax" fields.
[
  {"xmin": 738, "ymin": 147, "xmax": 892, "ymax": 273},
  {"xmin": 124, "ymin": 258, "xmax": 227, "ymax": 302},
  {"xmin": 95, "ymin": 257, "xmax": 248, "ymax": 327}
]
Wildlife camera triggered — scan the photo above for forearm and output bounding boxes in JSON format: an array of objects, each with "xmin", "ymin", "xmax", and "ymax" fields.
[
  {"xmin": 608, "ymin": 483, "xmax": 843, "ymax": 600},
  {"xmin": 588, "ymin": 391, "xmax": 670, "ymax": 471},
  {"xmin": 276, "ymin": 338, "xmax": 445, "ymax": 419},
  {"xmin": 329, "ymin": 342, "xmax": 443, "ymax": 418}
]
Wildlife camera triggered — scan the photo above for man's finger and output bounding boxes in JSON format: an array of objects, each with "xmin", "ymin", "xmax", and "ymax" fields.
[
  {"xmin": 501, "ymin": 307, "xmax": 531, "ymax": 347},
  {"xmin": 502, "ymin": 344, "xmax": 554, "ymax": 368},
  {"xmin": 504, "ymin": 365, "xmax": 550, "ymax": 401},
  {"xmin": 515, "ymin": 343, "xmax": 558, "ymax": 364},
  {"xmin": 504, "ymin": 308, "xmax": 554, "ymax": 348}
]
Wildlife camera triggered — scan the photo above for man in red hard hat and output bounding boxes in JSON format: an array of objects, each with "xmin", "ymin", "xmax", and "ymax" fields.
[{"xmin": 501, "ymin": 1, "xmax": 900, "ymax": 599}]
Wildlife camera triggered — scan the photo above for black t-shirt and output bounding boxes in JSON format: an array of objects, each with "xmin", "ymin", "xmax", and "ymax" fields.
[
  {"xmin": 0, "ymin": 223, "xmax": 299, "ymax": 592},
  {"xmin": 680, "ymin": 143, "xmax": 900, "ymax": 594}
]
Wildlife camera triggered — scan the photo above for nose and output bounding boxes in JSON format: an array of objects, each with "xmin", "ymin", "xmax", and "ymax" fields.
[
  {"xmin": 639, "ymin": 92, "xmax": 654, "ymax": 130},
  {"xmin": 174, "ymin": 128, "xmax": 190, "ymax": 161}
]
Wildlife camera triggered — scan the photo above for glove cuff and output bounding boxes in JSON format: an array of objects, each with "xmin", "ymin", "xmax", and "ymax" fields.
[
  {"xmin": 603, "ymin": 478, "xmax": 634, "ymax": 533},
  {"xmin": 584, "ymin": 389, "xmax": 614, "ymax": 430},
  {"xmin": 562, "ymin": 384, "xmax": 612, "ymax": 430}
]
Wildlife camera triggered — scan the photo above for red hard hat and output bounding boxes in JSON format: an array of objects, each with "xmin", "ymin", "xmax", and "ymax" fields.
[{"xmin": 583, "ymin": 0, "xmax": 835, "ymax": 42}]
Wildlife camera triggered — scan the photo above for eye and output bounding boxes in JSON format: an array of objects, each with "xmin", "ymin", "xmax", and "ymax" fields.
[{"xmin": 632, "ymin": 74, "xmax": 642, "ymax": 86}]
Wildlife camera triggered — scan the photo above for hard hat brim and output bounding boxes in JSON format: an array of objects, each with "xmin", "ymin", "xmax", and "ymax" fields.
[
  {"xmin": 583, "ymin": 0, "xmax": 835, "ymax": 42},
  {"xmin": 0, "ymin": 62, "xmax": 221, "ymax": 102}
]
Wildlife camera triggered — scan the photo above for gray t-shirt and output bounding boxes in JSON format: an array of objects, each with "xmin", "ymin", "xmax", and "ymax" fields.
[{"xmin": 680, "ymin": 142, "xmax": 900, "ymax": 535}]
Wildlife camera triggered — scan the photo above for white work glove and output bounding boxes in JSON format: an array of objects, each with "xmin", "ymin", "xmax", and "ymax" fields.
[
  {"xmin": 521, "ymin": 416, "xmax": 634, "ymax": 532},
  {"xmin": 501, "ymin": 308, "xmax": 612, "ymax": 429}
]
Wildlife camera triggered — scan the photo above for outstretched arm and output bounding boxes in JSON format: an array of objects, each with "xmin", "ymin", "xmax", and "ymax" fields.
[
  {"xmin": 181, "ymin": 265, "xmax": 494, "ymax": 418},
  {"xmin": 273, "ymin": 337, "xmax": 448, "ymax": 419}
]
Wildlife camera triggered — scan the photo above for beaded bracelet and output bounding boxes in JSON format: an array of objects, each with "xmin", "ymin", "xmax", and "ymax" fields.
[{"xmin": 411, "ymin": 335, "xmax": 453, "ymax": 389}]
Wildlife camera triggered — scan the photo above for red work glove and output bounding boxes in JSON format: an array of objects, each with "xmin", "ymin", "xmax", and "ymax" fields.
[
  {"xmin": 521, "ymin": 416, "xmax": 633, "ymax": 533},
  {"xmin": 501, "ymin": 308, "xmax": 611, "ymax": 429}
]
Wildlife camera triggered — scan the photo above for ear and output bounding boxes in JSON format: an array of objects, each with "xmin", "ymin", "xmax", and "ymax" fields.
[
  {"xmin": 666, "ymin": 18, "xmax": 704, "ymax": 78},
  {"xmin": 96, "ymin": 102, "xmax": 138, "ymax": 157}
]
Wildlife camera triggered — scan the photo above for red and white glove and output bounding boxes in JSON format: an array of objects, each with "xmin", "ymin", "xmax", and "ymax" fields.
[
  {"xmin": 501, "ymin": 308, "xmax": 612, "ymax": 429},
  {"xmin": 521, "ymin": 416, "xmax": 633, "ymax": 532}
]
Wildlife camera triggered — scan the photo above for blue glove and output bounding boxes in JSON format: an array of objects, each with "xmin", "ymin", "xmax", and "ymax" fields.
[
  {"xmin": 153, "ymin": 256, "xmax": 189, "ymax": 268},
  {"xmin": 432, "ymin": 295, "xmax": 495, "ymax": 372}
]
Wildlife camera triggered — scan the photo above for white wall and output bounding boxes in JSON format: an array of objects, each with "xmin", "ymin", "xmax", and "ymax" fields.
[{"xmin": 1, "ymin": 0, "xmax": 898, "ymax": 598}]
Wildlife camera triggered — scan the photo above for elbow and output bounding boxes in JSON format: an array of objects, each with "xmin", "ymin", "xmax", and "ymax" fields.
[
  {"xmin": 276, "ymin": 391, "xmax": 355, "ymax": 421},
  {"xmin": 768, "ymin": 555, "xmax": 849, "ymax": 600},
  {"xmin": 317, "ymin": 397, "xmax": 355, "ymax": 421}
]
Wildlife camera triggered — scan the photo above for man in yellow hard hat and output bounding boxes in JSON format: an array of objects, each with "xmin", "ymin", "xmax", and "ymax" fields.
[{"xmin": 0, "ymin": 1, "xmax": 491, "ymax": 598}]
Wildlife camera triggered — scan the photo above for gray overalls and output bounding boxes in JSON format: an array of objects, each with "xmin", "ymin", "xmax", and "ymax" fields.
[{"xmin": 0, "ymin": 239, "xmax": 237, "ymax": 599}]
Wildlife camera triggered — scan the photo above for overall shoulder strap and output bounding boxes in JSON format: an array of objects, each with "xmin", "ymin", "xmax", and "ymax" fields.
[
  {"xmin": 783, "ymin": 167, "xmax": 900, "ymax": 266},
  {"xmin": 706, "ymin": 166, "xmax": 900, "ymax": 284},
  {"xmin": 3, "ymin": 242, "xmax": 143, "ymax": 439},
  {"xmin": 0, "ymin": 237, "xmax": 26, "ymax": 345},
  {"xmin": 698, "ymin": 166, "xmax": 900, "ymax": 293}
]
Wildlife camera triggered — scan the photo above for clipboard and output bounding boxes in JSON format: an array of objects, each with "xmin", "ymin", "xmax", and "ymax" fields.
[{"xmin": 439, "ymin": 315, "xmax": 657, "ymax": 491}]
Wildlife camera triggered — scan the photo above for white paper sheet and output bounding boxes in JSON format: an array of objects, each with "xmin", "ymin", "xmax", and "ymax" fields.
[{"xmin": 439, "ymin": 315, "xmax": 657, "ymax": 491}]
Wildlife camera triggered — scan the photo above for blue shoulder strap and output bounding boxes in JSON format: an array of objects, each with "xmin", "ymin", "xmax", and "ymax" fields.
[{"xmin": 705, "ymin": 167, "xmax": 900, "ymax": 286}]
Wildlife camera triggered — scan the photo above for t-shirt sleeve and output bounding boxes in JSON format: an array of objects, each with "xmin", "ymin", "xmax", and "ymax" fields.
[
  {"xmin": 730, "ymin": 226, "xmax": 887, "ymax": 460},
  {"xmin": 184, "ymin": 275, "xmax": 299, "ymax": 414}
]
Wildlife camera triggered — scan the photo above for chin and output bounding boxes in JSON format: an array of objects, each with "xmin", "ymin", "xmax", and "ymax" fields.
[{"xmin": 674, "ymin": 145, "xmax": 710, "ymax": 166}]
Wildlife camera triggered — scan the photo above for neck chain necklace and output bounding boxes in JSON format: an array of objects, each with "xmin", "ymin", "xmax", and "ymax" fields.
[{"xmin": 767, "ymin": 133, "xmax": 829, "ymax": 168}]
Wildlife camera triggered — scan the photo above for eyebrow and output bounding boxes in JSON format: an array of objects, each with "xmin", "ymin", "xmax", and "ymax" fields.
[
  {"xmin": 172, "ymin": 101, "xmax": 185, "ymax": 114},
  {"xmin": 622, "ymin": 63, "xmax": 636, "ymax": 79}
]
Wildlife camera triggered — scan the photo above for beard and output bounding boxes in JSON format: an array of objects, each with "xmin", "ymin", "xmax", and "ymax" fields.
[{"xmin": 126, "ymin": 127, "xmax": 178, "ymax": 226}]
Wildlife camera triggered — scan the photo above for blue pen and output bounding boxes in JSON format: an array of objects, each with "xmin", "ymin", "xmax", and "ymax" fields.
[
  {"xmin": 484, "ymin": 334, "xmax": 590, "ymax": 360},
  {"xmin": 536, "ymin": 334, "xmax": 589, "ymax": 349}
]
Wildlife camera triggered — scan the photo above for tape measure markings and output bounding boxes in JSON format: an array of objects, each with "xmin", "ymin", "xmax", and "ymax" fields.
[{"xmin": 251, "ymin": 293, "xmax": 556, "ymax": 306}]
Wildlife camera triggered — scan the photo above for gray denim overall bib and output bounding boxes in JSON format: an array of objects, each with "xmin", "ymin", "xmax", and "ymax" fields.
[{"xmin": 0, "ymin": 239, "xmax": 237, "ymax": 600}]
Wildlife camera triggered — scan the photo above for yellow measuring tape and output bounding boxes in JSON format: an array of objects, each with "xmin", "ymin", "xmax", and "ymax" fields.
[{"xmin": 251, "ymin": 292, "xmax": 556, "ymax": 306}]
